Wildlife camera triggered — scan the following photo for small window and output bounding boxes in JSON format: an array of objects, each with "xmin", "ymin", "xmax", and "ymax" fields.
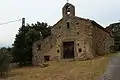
[
  {"xmin": 76, "ymin": 22, "xmax": 79, "ymax": 25},
  {"xmin": 59, "ymin": 26, "xmax": 61, "ymax": 29},
  {"xmin": 37, "ymin": 45, "xmax": 41, "ymax": 50},
  {"xmin": 115, "ymin": 43, "xmax": 119, "ymax": 45},
  {"xmin": 77, "ymin": 32, "xmax": 79, "ymax": 35},
  {"xmin": 44, "ymin": 56, "xmax": 50, "ymax": 61},
  {"xmin": 57, "ymin": 50, "xmax": 60, "ymax": 53},
  {"xmin": 79, "ymin": 48, "xmax": 82, "ymax": 52},
  {"xmin": 67, "ymin": 22, "xmax": 70, "ymax": 28}
]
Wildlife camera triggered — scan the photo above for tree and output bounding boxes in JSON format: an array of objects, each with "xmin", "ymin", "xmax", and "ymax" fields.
[
  {"xmin": 12, "ymin": 22, "xmax": 51, "ymax": 66},
  {"xmin": 24, "ymin": 29, "xmax": 41, "ymax": 62},
  {"xmin": 106, "ymin": 23, "xmax": 120, "ymax": 51},
  {"xmin": 0, "ymin": 47, "xmax": 11, "ymax": 77}
]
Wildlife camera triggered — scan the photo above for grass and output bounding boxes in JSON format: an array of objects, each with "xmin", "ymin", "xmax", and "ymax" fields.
[{"xmin": 6, "ymin": 53, "xmax": 116, "ymax": 80}]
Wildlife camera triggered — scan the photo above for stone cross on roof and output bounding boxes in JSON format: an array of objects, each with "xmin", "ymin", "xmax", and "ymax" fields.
[{"xmin": 67, "ymin": 0, "xmax": 69, "ymax": 3}]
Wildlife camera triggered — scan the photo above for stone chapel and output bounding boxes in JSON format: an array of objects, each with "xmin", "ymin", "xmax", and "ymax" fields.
[{"xmin": 32, "ymin": 3, "xmax": 114, "ymax": 66}]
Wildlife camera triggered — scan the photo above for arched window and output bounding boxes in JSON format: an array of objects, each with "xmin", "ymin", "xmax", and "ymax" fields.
[{"xmin": 66, "ymin": 5, "xmax": 70, "ymax": 15}]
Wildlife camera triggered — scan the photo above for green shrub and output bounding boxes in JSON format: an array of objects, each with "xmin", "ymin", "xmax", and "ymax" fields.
[{"xmin": 0, "ymin": 48, "xmax": 10, "ymax": 77}]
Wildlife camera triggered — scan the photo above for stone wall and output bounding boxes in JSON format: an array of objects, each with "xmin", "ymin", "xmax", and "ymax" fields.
[
  {"xmin": 32, "ymin": 16, "xmax": 95, "ymax": 65},
  {"xmin": 32, "ymin": 16, "xmax": 114, "ymax": 66},
  {"xmin": 91, "ymin": 22, "xmax": 114, "ymax": 56},
  {"xmin": 32, "ymin": 2, "xmax": 114, "ymax": 66},
  {"xmin": 51, "ymin": 16, "xmax": 95, "ymax": 60}
]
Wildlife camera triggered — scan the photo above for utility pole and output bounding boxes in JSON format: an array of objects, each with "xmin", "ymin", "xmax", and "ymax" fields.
[
  {"xmin": 21, "ymin": 18, "xmax": 25, "ymax": 35},
  {"xmin": 22, "ymin": 18, "xmax": 25, "ymax": 27}
]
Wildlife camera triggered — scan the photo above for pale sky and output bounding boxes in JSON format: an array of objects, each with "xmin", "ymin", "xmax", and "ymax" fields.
[{"xmin": 0, "ymin": 0, "xmax": 120, "ymax": 47}]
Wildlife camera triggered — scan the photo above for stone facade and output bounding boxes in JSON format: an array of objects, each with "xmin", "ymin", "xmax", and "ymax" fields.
[{"xmin": 32, "ymin": 3, "xmax": 114, "ymax": 66}]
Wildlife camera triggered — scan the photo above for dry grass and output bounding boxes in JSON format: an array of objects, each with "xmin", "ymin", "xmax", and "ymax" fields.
[{"xmin": 6, "ymin": 53, "xmax": 115, "ymax": 80}]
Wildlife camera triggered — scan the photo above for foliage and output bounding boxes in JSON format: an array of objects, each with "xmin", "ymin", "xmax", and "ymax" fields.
[
  {"xmin": 106, "ymin": 23, "xmax": 120, "ymax": 51},
  {"xmin": 0, "ymin": 47, "xmax": 11, "ymax": 77},
  {"xmin": 12, "ymin": 22, "xmax": 51, "ymax": 66}
]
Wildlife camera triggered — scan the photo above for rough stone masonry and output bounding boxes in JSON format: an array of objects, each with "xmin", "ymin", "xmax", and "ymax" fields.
[{"xmin": 32, "ymin": 3, "xmax": 114, "ymax": 66}]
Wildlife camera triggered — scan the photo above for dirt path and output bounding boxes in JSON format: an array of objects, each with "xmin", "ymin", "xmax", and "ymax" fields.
[{"xmin": 100, "ymin": 52, "xmax": 120, "ymax": 80}]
